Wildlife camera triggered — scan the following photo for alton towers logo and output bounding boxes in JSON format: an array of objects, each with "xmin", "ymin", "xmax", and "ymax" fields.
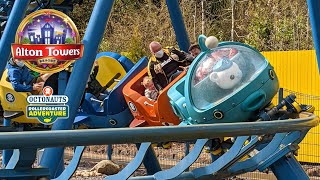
[
  {"xmin": 11, "ymin": 9, "xmax": 83, "ymax": 73},
  {"xmin": 11, "ymin": 9, "xmax": 79, "ymax": 125}
]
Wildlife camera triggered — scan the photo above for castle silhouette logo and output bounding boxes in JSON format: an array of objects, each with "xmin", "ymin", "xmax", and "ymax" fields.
[{"xmin": 11, "ymin": 9, "xmax": 83, "ymax": 73}]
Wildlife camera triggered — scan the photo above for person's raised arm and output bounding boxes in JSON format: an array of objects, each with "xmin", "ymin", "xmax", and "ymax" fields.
[
  {"xmin": 8, "ymin": 70, "xmax": 33, "ymax": 92},
  {"xmin": 148, "ymin": 62, "xmax": 163, "ymax": 91},
  {"xmin": 40, "ymin": 73, "xmax": 53, "ymax": 82}
]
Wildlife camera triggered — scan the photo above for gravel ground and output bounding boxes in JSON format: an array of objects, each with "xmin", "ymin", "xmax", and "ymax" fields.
[
  {"xmin": 66, "ymin": 144, "xmax": 320, "ymax": 180},
  {"xmin": 1, "ymin": 143, "xmax": 320, "ymax": 179}
]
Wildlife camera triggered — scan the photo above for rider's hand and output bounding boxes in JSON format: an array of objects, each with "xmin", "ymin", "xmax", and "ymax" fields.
[
  {"xmin": 33, "ymin": 83, "xmax": 43, "ymax": 91},
  {"xmin": 94, "ymin": 60, "xmax": 99, "ymax": 67},
  {"xmin": 154, "ymin": 64, "xmax": 162, "ymax": 74},
  {"xmin": 179, "ymin": 66, "xmax": 189, "ymax": 71}
]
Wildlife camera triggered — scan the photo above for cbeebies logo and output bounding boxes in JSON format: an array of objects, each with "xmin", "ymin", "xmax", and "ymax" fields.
[{"xmin": 11, "ymin": 9, "xmax": 83, "ymax": 73}]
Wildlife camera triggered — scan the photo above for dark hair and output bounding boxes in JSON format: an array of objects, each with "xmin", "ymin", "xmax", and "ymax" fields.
[{"xmin": 188, "ymin": 44, "xmax": 200, "ymax": 52}]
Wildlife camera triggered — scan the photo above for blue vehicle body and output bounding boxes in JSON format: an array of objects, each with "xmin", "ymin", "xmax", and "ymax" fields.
[{"xmin": 74, "ymin": 55, "xmax": 148, "ymax": 128}]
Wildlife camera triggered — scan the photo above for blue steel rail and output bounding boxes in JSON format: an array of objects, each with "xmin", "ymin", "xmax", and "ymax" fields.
[
  {"xmin": 0, "ymin": 114, "xmax": 318, "ymax": 179},
  {"xmin": 0, "ymin": 115, "xmax": 318, "ymax": 149}
]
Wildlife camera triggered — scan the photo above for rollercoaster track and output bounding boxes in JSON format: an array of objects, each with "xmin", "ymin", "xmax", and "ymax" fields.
[{"xmin": 0, "ymin": 113, "xmax": 317, "ymax": 150}]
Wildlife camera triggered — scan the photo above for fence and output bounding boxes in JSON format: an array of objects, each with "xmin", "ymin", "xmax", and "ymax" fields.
[{"xmin": 263, "ymin": 50, "xmax": 320, "ymax": 163}]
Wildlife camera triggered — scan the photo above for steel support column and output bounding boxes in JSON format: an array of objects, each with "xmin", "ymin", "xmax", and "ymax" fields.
[
  {"xmin": 270, "ymin": 154, "xmax": 309, "ymax": 180},
  {"xmin": 307, "ymin": 0, "xmax": 320, "ymax": 73},
  {"xmin": 166, "ymin": 0, "xmax": 190, "ymax": 52},
  {"xmin": 39, "ymin": 0, "xmax": 115, "ymax": 178},
  {"xmin": 2, "ymin": 118, "xmax": 12, "ymax": 168},
  {"xmin": 0, "ymin": 1, "xmax": 30, "ymax": 75}
]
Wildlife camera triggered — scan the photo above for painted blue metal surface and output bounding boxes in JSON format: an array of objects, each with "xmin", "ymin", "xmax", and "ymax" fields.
[
  {"xmin": 138, "ymin": 143, "xmax": 162, "ymax": 176},
  {"xmin": 185, "ymin": 142, "xmax": 190, "ymax": 171},
  {"xmin": 166, "ymin": 0, "xmax": 190, "ymax": 52},
  {"xmin": 104, "ymin": 57, "xmax": 147, "ymax": 115},
  {"xmin": 218, "ymin": 136, "xmax": 261, "ymax": 172},
  {"xmin": 53, "ymin": 146, "xmax": 85, "ymax": 180},
  {"xmin": 257, "ymin": 144, "xmax": 298, "ymax": 172},
  {"xmin": 54, "ymin": 70, "xmax": 70, "ymax": 176},
  {"xmin": 0, "ymin": 0, "xmax": 29, "ymax": 75},
  {"xmin": 74, "ymin": 108, "xmax": 132, "ymax": 128},
  {"xmin": 40, "ymin": 0, "xmax": 115, "ymax": 178},
  {"xmin": 5, "ymin": 149, "xmax": 19, "ymax": 169},
  {"xmin": 228, "ymin": 133, "xmax": 285, "ymax": 174},
  {"xmin": 74, "ymin": 57, "xmax": 148, "ymax": 128},
  {"xmin": 0, "ymin": 116, "xmax": 317, "ymax": 149},
  {"xmin": 2, "ymin": 118, "xmax": 12, "ymax": 168},
  {"xmin": 14, "ymin": 148, "xmax": 37, "ymax": 168},
  {"xmin": 0, "ymin": 168, "xmax": 50, "ymax": 179},
  {"xmin": 154, "ymin": 139, "xmax": 208, "ymax": 179},
  {"xmin": 270, "ymin": 154, "xmax": 309, "ymax": 180},
  {"xmin": 96, "ymin": 52, "xmax": 121, "ymax": 60},
  {"xmin": 4, "ymin": 147, "xmax": 39, "ymax": 179},
  {"xmin": 192, "ymin": 136, "xmax": 248, "ymax": 178},
  {"xmin": 58, "ymin": 71, "xmax": 68, "ymax": 95},
  {"xmin": 107, "ymin": 145, "xmax": 112, "ymax": 160},
  {"xmin": 40, "ymin": 69, "xmax": 69, "ymax": 177},
  {"xmin": 106, "ymin": 142, "xmax": 152, "ymax": 180},
  {"xmin": 0, "ymin": 115, "xmax": 317, "ymax": 179},
  {"xmin": 307, "ymin": 0, "xmax": 320, "ymax": 73},
  {"xmin": 129, "ymin": 131, "xmax": 311, "ymax": 180},
  {"xmin": 225, "ymin": 131, "xmax": 305, "ymax": 179},
  {"xmin": 118, "ymin": 56, "xmax": 135, "ymax": 72}
]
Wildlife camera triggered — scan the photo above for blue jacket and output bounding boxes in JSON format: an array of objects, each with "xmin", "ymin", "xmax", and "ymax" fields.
[{"xmin": 7, "ymin": 64, "xmax": 35, "ymax": 92}]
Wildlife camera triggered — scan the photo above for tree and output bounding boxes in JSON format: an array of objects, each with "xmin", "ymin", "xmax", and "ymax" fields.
[
  {"xmin": 21, "ymin": 37, "xmax": 31, "ymax": 44},
  {"xmin": 65, "ymin": 37, "xmax": 74, "ymax": 44}
]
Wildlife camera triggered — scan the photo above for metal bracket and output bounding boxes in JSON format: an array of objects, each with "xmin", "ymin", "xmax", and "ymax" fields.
[
  {"xmin": 153, "ymin": 139, "xmax": 208, "ymax": 179},
  {"xmin": 106, "ymin": 142, "xmax": 152, "ymax": 180},
  {"xmin": 53, "ymin": 146, "xmax": 86, "ymax": 180}
]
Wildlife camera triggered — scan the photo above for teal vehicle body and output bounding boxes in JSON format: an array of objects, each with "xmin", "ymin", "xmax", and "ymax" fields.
[{"xmin": 168, "ymin": 39, "xmax": 279, "ymax": 125}]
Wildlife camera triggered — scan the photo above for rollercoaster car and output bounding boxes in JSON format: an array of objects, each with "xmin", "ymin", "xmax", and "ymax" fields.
[
  {"xmin": 0, "ymin": 52, "xmax": 134, "ymax": 127},
  {"xmin": 74, "ymin": 54, "xmax": 148, "ymax": 128},
  {"xmin": 0, "ymin": 69, "xmax": 37, "ymax": 124},
  {"xmin": 168, "ymin": 40, "xmax": 279, "ymax": 125},
  {"xmin": 122, "ymin": 67, "xmax": 186, "ymax": 128}
]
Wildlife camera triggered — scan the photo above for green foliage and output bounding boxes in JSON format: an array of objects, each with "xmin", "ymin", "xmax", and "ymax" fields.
[
  {"xmin": 68, "ymin": 0, "xmax": 313, "ymax": 58},
  {"xmin": 65, "ymin": 37, "xmax": 74, "ymax": 44},
  {"xmin": 21, "ymin": 37, "xmax": 31, "ymax": 44},
  {"xmin": 120, "ymin": 27, "xmax": 146, "ymax": 63},
  {"xmin": 244, "ymin": 17, "xmax": 273, "ymax": 51}
]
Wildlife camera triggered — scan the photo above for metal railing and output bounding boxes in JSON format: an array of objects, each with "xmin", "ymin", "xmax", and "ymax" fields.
[{"xmin": 0, "ymin": 115, "xmax": 318, "ymax": 150}]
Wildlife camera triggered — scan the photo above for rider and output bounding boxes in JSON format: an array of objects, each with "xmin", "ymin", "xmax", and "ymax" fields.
[
  {"xmin": 86, "ymin": 60, "xmax": 110, "ymax": 100},
  {"xmin": 148, "ymin": 41, "xmax": 193, "ymax": 91},
  {"xmin": 188, "ymin": 44, "xmax": 201, "ymax": 59},
  {"xmin": 7, "ymin": 58, "xmax": 52, "ymax": 94}
]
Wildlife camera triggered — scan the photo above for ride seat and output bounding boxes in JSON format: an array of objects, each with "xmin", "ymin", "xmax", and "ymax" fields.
[
  {"xmin": 0, "ymin": 69, "xmax": 38, "ymax": 123},
  {"xmin": 123, "ymin": 67, "xmax": 186, "ymax": 127},
  {"xmin": 104, "ymin": 57, "xmax": 148, "ymax": 115}
]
